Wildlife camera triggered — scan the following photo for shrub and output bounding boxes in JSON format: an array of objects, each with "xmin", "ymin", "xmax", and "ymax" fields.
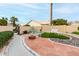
[
  {"xmin": 78, "ymin": 27, "xmax": 79, "ymax": 30},
  {"xmin": 0, "ymin": 31, "xmax": 14, "ymax": 48},
  {"xmin": 13, "ymin": 27, "xmax": 18, "ymax": 33},
  {"xmin": 72, "ymin": 32, "xmax": 79, "ymax": 35},
  {"xmin": 52, "ymin": 19, "xmax": 68, "ymax": 25},
  {"xmin": 41, "ymin": 32, "xmax": 69, "ymax": 40},
  {"xmin": 0, "ymin": 19, "xmax": 7, "ymax": 26}
]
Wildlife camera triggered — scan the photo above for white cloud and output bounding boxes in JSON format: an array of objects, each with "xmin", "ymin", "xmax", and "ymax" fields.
[
  {"xmin": 0, "ymin": 3, "xmax": 41, "ymax": 10},
  {"xmin": 20, "ymin": 3, "xmax": 49, "ymax": 10},
  {"xmin": 0, "ymin": 0, "xmax": 50, "ymax": 3},
  {"xmin": 0, "ymin": 4, "xmax": 9, "ymax": 6},
  {"xmin": 54, "ymin": 6, "xmax": 79, "ymax": 15},
  {"xmin": 20, "ymin": 4, "xmax": 41, "ymax": 10}
]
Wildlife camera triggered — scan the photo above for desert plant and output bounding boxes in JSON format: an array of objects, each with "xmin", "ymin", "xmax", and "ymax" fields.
[
  {"xmin": 13, "ymin": 26, "xmax": 18, "ymax": 33},
  {"xmin": 52, "ymin": 19, "xmax": 68, "ymax": 25},
  {"xmin": 10, "ymin": 16, "xmax": 18, "ymax": 27},
  {"xmin": 72, "ymin": 31, "xmax": 79, "ymax": 35},
  {"xmin": 78, "ymin": 27, "xmax": 79, "ymax": 30},
  {"xmin": 0, "ymin": 31, "xmax": 14, "ymax": 48},
  {"xmin": 41, "ymin": 32, "xmax": 69, "ymax": 39},
  {"xmin": 0, "ymin": 17, "xmax": 8, "ymax": 26}
]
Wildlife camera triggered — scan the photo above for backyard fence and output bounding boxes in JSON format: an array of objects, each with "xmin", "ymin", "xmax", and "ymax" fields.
[
  {"xmin": 0, "ymin": 23, "xmax": 79, "ymax": 34},
  {"xmin": 0, "ymin": 26, "xmax": 14, "ymax": 32}
]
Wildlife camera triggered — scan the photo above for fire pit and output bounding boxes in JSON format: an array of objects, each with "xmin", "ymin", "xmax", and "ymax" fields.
[{"xmin": 28, "ymin": 35, "xmax": 36, "ymax": 40}]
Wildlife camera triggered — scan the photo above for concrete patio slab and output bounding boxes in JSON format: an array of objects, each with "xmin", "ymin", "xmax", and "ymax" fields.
[{"xmin": 3, "ymin": 34, "xmax": 34, "ymax": 56}]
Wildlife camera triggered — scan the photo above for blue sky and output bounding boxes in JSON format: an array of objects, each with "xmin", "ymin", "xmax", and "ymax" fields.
[
  {"xmin": 0, "ymin": 3, "xmax": 50, "ymax": 24},
  {"xmin": 53, "ymin": 3, "xmax": 79, "ymax": 22},
  {"xmin": 1, "ymin": 3, "xmax": 79, "ymax": 24}
]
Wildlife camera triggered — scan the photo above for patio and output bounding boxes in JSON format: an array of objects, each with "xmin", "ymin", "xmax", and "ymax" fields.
[{"xmin": 23, "ymin": 34, "xmax": 79, "ymax": 56}]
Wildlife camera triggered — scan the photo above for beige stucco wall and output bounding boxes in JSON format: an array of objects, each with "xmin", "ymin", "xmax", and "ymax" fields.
[
  {"xmin": 20, "ymin": 26, "xmax": 42, "ymax": 34},
  {"xmin": 42, "ymin": 24, "xmax": 79, "ymax": 33},
  {"xmin": 52, "ymin": 25, "xmax": 78, "ymax": 33},
  {"xmin": 20, "ymin": 26, "xmax": 30, "ymax": 34},
  {"xmin": 1, "ymin": 23, "xmax": 78, "ymax": 34},
  {"xmin": 20, "ymin": 24, "xmax": 79, "ymax": 34},
  {"xmin": 34, "ymin": 24, "xmax": 79, "ymax": 33},
  {"xmin": 0, "ymin": 26, "xmax": 14, "ymax": 32},
  {"xmin": 41, "ymin": 25, "xmax": 51, "ymax": 32}
]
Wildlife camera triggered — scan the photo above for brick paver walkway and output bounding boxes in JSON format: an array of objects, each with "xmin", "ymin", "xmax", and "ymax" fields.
[{"xmin": 23, "ymin": 35, "xmax": 79, "ymax": 56}]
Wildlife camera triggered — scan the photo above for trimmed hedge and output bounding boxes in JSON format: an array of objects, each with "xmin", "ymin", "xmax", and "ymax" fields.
[
  {"xmin": 0, "ymin": 19, "xmax": 7, "ymax": 26},
  {"xmin": 0, "ymin": 31, "xmax": 14, "ymax": 48},
  {"xmin": 72, "ymin": 32, "xmax": 79, "ymax": 35},
  {"xmin": 41, "ymin": 32, "xmax": 69, "ymax": 40}
]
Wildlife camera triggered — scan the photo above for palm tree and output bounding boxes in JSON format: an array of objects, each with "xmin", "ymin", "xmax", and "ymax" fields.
[
  {"xmin": 50, "ymin": 3, "xmax": 53, "ymax": 26},
  {"xmin": 1, "ymin": 17, "xmax": 5, "ymax": 20},
  {"xmin": 1, "ymin": 17, "xmax": 8, "ymax": 20},
  {"xmin": 10, "ymin": 16, "xmax": 18, "ymax": 27},
  {"xmin": 5, "ymin": 18, "xmax": 8, "ymax": 20}
]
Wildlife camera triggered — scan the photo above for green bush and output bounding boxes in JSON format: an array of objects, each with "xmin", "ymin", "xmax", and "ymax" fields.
[
  {"xmin": 72, "ymin": 32, "xmax": 79, "ymax": 35},
  {"xmin": 41, "ymin": 32, "xmax": 69, "ymax": 40},
  {"xmin": 0, "ymin": 31, "xmax": 14, "ymax": 48},
  {"xmin": 78, "ymin": 27, "xmax": 79, "ymax": 30},
  {"xmin": 13, "ymin": 26, "xmax": 18, "ymax": 33},
  {"xmin": 52, "ymin": 19, "xmax": 68, "ymax": 25},
  {"xmin": 0, "ymin": 19, "xmax": 7, "ymax": 26}
]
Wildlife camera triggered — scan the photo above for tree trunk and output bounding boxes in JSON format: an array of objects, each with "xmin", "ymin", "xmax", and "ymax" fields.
[
  {"xmin": 13, "ymin": 20, "xmax": 16, "ymax": 27},
  {"xmin": 50, "ymin": 3, "xmax": 53, "ymax": 26}
]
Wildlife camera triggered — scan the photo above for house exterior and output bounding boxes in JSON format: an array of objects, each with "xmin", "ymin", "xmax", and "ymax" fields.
[
  {"xmin": 26, "ymin": 20, "xmax": 50, "ymax": 26},
  {"xmin": 20, "ymin": 20, "xmax": 79, "ymax": 34},
  {"xmin": 27, "ymin": 20, "xmax": 42, "ymax": 27},
  {"xmin": 20, "ymin": 20, "xmax": 50, "ymax": 34},
  {"xmin": 39, "ymin": 21, "xmax": 50, "ymax": 25}
]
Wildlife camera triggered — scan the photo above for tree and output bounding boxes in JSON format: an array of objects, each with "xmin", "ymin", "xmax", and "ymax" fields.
[
  {"xmin": 52, "ymin": 19, "xmax": 68, "ymax": 25},
  {"xmin": 10, "ymin": 16, "xmax": 18, "ymax": 27},
  {"xmin": 0, "ymin": 17, "xmax": 8, "ymax": 26},
  {"xmin": 1, "ymin": 17, "xmax": 8, "ymax": 20}
]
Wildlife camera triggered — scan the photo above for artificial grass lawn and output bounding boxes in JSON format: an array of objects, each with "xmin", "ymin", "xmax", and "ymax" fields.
[
  {"xmin": 0, "ymin": 31, "xmax": 14, "ymax": 48},
  {"xmin": 41, "ymin": 32, "xmax": 69, "ymax": 40}
]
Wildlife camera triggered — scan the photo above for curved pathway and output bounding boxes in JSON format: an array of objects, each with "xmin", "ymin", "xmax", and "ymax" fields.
[
  {"xmin": 3, "ymin": 34, "xmax": 34, "ymax": 56},
  {"xmin": 23, "ymin": 34, "xmax": 79, "ymax": 56}
]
